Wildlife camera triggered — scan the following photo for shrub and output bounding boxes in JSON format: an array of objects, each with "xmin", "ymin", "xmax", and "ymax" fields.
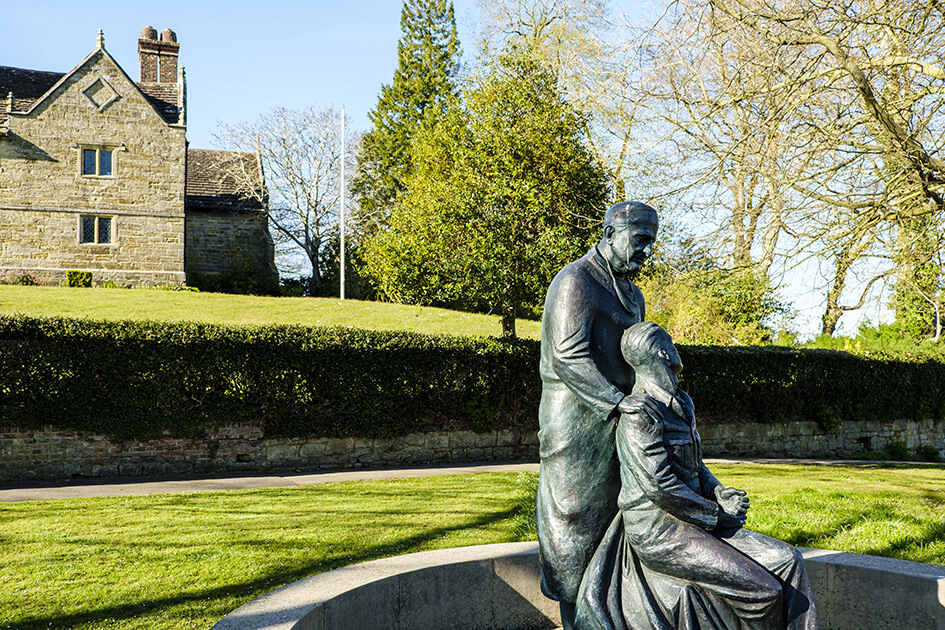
[
  {"xmin": 66, "ymin": 270, "xmax": 92, "ymax": 288},
  {"xmin": 0, "ymin": 270, "xmax": 38, "ymax": 286}
]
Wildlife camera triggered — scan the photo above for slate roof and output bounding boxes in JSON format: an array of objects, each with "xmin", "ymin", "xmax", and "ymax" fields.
[
  {"xmin": 137, "ymin": 82, "xmax": 181, "ymax": 124},
  {"xmin": 0, "ymin": 66, "xmax": 65, "ymax": 125},
  {"xmin": 186, "ymin": 149, "xmax": 266, "ymax": 213},
  {"xmin": 0, "ymin": 64, "xmax": 180, "ymax": 126}
]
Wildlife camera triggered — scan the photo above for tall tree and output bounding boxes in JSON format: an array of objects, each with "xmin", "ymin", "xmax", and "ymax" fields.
[
  {"xmin": 352, "ymin": 0, "xmax": 462, "ymax": 231},
  {"xmin": 475, "ymin": 0, "xmax": 648, "ymax": 200},
  {"xmin": 360, "ymin": 52, "xmax": 610, "ymax": 338},
  {"xmin": 702, "ymin": 0, "xmax": 945, "ymax": 338},
  {"xmin": 213, "ymin": 106, "xmax": 358, "ymax": 288}
]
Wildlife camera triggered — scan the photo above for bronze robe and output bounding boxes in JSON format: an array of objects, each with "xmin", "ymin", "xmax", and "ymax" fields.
[
  {"xmin": 574, "ymin": 382, "xmax": 818, "ymax": 630},
  {"xmin": 537, "ymin": 246, "xmax": 645, "ymax": 603}
]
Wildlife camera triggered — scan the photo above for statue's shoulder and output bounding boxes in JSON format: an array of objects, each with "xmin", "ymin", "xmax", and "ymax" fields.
[{"xmin": 550, "ymin": 250, "xmax": 600, "ymax": 290}]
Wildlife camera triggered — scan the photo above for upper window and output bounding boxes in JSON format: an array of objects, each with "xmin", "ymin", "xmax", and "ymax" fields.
[{"xmin": 82, "ymin": 148, "xmax": 113, "ymax": 177}]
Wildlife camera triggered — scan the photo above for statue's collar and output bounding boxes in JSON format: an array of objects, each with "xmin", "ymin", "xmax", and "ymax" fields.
[{"xmin": 635, "ymin": 376, "xmax": 677, "ymax": 407}]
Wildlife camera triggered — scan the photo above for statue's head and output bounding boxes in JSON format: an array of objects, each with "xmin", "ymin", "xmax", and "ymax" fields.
[
  {"xmin": 601, "ymin": 201, "xmax": 659, "ymax": 277},
  {"xmin": 621, "ymin": 321, "xmax": 682, "ymax": 379}
]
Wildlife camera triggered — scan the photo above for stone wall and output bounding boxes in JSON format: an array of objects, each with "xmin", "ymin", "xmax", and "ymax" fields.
[
  {"xmin": 0, "ymin": 424, "xmax": 540, "ymax": 482},
  {"xmin": 700, "ymin": 418, "xmax": 945, "ymax": 458},
  {"xmin": 2, "ymin": 418, "xmax": 945, "ymax": 482},
  {"xmin": 185, "ymin": 210, "xmax": 278, "ymax": 287},
  {"xmin": 0, "ymin": 50, "xmax": 186, "ymax": 286}
]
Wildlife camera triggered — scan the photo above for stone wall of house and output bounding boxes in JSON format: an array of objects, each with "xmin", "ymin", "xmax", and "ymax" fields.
[
  {"xmin": 185, "ymin": 210, "xmax": 278, "ymax": 287},
  {"xmin": 2, "ymin": 419, "xmax": 944, "ymax": 482},
  {"xmin": 0, "ymin": 51, "xmax": 186, "ymax": 286}
]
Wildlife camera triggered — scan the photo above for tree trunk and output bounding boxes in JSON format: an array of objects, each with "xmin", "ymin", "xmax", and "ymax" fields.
[{"xmin": 501, "ymin": 303, "xmax": 517, "ymax": 339}]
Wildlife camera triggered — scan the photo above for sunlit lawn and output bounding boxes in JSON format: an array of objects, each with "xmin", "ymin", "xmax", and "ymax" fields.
[
  {"xmin": 3, "ymin": 465, "xmax": 945, "ymax": 630},
  {"xmin": 0, "ymin": 285, "xmax": 541, "ymax": 339}
]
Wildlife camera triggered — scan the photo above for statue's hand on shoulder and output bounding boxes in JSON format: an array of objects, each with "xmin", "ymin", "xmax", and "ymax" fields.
[
  {"xmin": 618, "ymin": 394, "xmax": 661, "ymax": 424},
  {"xmin": 715, "ymin": 486, "xmax": 750, "ymax": 517}
]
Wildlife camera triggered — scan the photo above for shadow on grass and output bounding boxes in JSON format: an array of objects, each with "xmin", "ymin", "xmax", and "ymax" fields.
[
  {"xmin": 772, "ymin": 499, "xmax": 945, "ymax": 565},
  {"xmin": 5, "ymin": 505, "xmax": 524, "ymax": 630}
]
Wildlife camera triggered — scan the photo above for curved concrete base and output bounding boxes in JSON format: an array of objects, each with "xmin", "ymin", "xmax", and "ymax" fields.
[{"xmin": 212, "ymin": 542, "xmax": 945, "ymax": 630}]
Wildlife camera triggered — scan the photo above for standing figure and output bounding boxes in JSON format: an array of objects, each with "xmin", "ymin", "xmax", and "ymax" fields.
[
  {"xmin": 574, "ymin": 322, "xmax": 817, "ymax": 630},
  {"xmin": 537, "ymin": 201, "xmax": 660, "ymax": 629}
]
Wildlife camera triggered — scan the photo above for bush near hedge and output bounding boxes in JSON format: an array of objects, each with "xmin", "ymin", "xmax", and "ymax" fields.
[{"xmin": 1, "ymin": 315, "xmax": 944, "ymax": 441}]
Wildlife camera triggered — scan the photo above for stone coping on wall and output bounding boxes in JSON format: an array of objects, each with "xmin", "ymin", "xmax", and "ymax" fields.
[{"xmin": 211, "ymin": 542, "xmax": 945, "ymax": 630}]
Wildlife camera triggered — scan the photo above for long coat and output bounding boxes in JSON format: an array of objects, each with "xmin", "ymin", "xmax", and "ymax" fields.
[{"xmin": 537, "ymin": 246, "xmax": 645, "ymax": 603}]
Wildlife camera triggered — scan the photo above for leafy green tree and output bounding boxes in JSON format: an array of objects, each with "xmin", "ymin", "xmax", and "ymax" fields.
[
  {"xmin": 636, "ymin": 225, "xmax": 791, "ymax": 345},
  {"xmin": 360, "ymin": 53, "xmax": 610, "ymax": 338},
  {"xmin": 352, "ymin": 0, "xmax": 462, "ymax": 231}
]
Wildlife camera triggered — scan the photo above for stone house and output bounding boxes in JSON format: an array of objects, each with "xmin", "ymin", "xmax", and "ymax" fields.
[{"xmin": 0, "ymin": 27, "xmax": 277, "ymax": 289}]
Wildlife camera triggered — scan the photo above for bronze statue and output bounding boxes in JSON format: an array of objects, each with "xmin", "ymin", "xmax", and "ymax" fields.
[
  {"xmin": 537, "ymin": 202, "xmax": 816, "ymax": 629},
  {"xmin": 537, "ymin": 201, "xmax": 660, "ymax": 629},
  {"xmin": 574, "ymin": 322, "xmax": 817, "ymax": 629}
]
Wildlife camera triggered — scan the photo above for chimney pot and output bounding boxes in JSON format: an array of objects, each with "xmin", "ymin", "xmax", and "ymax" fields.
[{"xmin": 138, "ymin": 26, "xmax": 180, "ymax": 83}]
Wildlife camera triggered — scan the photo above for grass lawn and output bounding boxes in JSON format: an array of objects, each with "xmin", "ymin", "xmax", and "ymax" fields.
[
  {"xmin": 0, "ymin": 285, "xmax": 542, "ymax": 339},
  {"xmin": 3, "ymin": 464, "xmax": 945, "ymax": 630}
]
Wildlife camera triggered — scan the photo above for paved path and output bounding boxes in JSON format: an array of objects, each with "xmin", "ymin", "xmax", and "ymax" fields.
[
  {"xmin": 0, "ymin": 462, "xmax": 541, "ymax": 503},
  {"xmin": 0, "ymin": 457, "xmax": 924, "ymax": 503}
]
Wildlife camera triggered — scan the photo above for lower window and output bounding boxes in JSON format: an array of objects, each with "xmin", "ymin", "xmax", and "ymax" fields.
[{"xmin": 80, "ymin": 216, "xmax": 113, "ymax": 244}]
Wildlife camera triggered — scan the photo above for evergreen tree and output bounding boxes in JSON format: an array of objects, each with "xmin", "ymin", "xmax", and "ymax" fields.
[
  {"xmin": 353, "ymin": 0, "xmax": 462, "ymax": 231},
  {"xmin": 361, "ymin": 52, "xmax": 610, "ymax": 338}
]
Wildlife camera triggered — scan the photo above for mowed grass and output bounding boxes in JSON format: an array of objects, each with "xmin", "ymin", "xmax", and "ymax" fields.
[
  {"xmin": 0, "ymin": 285, "xmax": 541, "ymax": 339},
  {"xmin": 4, "ymin": 464, "xmax": 945, "ymax": 630}
]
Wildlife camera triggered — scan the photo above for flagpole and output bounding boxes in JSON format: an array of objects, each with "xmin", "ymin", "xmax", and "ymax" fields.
[{"xmin": 340, "ymin": 105, "xmax": 346, "ymax": 301}]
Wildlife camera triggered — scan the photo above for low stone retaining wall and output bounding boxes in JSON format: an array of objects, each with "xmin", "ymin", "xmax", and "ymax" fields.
[
  {"xmin": 701, "ymin": 417, "xmax": 945, "ymax": 458},
  {"xmin": 0, "ymin": 424, "xmax": 539, "ymax": 482},
  {"xmin": 2, "ymin": 416, "xmax": 944, "ymax": 482},
  {"xmin": 210, "ymin": 542, "xmax": 945, "ymax": 630}
]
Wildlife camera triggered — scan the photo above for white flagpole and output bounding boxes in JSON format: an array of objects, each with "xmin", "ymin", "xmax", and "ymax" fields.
[{"xmin": 340, "ymin": 105, "xmax": 346, "ymax": 301}]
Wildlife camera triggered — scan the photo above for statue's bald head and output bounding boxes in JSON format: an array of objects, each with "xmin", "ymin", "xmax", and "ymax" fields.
[
  {"xmin": 600, "ymin": 201, "xmax": 659, "ymax": 277},
  {"xmin": 603, "ymin": 201, "xmax": 658, "ymax": 233}
]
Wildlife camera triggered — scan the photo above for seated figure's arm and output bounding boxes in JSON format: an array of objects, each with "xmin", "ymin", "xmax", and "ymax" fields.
[
  {"xmin": 616, "ymin": 410, "xmax": 719, "ymax": 531},
  {"xmin": 699, "ymin": 464, "xmax": 724, "ymax": 499}
]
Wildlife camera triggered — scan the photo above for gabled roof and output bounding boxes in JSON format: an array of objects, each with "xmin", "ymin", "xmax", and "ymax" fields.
[
  {"xmin": 0, "ymin": 45, "xmax": 180, "ymax": 127},
  {"xmin": 0, "ymin": 66, "xmax": 65, "ymax": 126},
  {"xmin": 186, "ymin": 149, "xmax": 266, "ymax": 213}
]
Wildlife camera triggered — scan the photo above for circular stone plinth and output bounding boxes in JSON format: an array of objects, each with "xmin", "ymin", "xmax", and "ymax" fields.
[{"xmin": 212, "ymin": 542, "xmax": 945, "ymax": 630}]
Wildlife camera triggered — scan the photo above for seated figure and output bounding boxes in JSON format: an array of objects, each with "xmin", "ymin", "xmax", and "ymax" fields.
[{"xmin": 574, "ymin": 322, "xmax": 817, "ymax": 630}]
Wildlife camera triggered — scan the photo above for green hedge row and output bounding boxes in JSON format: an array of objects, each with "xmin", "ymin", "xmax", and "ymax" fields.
[
  {"xmin": 0, "ymin": 316, "xmax": 540, "ymax": 441},
  {"xmin": 1, "ymin": 316, "xmax": 944, "ymax": 441}
]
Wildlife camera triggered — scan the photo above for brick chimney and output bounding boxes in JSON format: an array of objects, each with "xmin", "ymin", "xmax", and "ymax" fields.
[{"xmin": 138, "ymin": 26, "xmax": 179, "ymax": 83}]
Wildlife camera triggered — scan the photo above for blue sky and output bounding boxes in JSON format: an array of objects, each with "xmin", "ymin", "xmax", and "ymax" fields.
[{"xmin": 2, "ymin": 1, "xmax": 651, "ymax": 149}]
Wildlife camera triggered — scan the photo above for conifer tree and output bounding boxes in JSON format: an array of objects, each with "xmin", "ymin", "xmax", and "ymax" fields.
[{"xmin": 353, "ymin": 0, "xmax": 462, "ymax": 231}]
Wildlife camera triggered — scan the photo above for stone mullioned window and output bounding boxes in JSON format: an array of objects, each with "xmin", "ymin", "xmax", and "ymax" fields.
[{"xmin": 79, "ymin": 215, "xmax": 114, "ymax": 244}]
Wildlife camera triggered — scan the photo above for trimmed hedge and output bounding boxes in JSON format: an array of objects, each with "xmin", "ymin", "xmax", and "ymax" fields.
[
  {"xmin": 0, "ymin": 316, "xmax": 540, "ymax": 441},
  {"xmin": 1, "ymin": 316, "xmax": 944, "ymax": 441},
  {"xmin": 678, "ymin": 345, "xmax": 945, "ymax": 428}
]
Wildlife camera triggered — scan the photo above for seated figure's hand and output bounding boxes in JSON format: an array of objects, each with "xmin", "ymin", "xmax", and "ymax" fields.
[
  {"xmin": 617, "ymin": 394, "xmax": 661, "ymax": 423},
  {"xmin": 715, "ymin": 486, "xmax": 750, "ymax": 517},
  {"xmin": 715, "ymin": 510, "xmax": 746, "ymax": 531}
]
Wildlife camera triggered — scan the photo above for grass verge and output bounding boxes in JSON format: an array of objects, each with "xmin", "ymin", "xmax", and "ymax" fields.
[
  {"xmin": 0, "ymin": 286, "xmax": 541, "ymax": 339},
  {"xmin": 3, "ymin": 465, "xmax": 945, "ymax": 630}
]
